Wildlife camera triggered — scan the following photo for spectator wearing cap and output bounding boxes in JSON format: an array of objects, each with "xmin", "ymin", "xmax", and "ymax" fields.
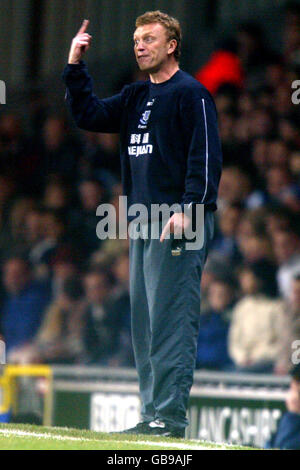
[{"xmin": 229, "ymin": 261, "xmax": 285, "ymax": 373}]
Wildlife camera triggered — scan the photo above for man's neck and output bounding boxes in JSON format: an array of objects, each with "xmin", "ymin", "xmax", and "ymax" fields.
[{"xmin": 149, "ymin": 61, "xmax": 180, "ymax": 84}]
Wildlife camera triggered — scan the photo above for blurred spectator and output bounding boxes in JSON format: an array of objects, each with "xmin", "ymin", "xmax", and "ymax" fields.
[
  {"xmin": 236, "ymin": 22, "xmax": 270, "ymax": 89},
  {"xmin": 283, "ymin": 1, "xmax": 300, "ymax": 65},
  {"xmin": 265, "ymin": 54, "xmax": 286, "ymax": 90},
  {"xmin": 212, "ymin": 203, "xmax": 242, "ymax": 262},
  {"xmin": 28, "ymin": 89, "xmax": 49, "ymax": 138},
  {"xmin": 237, "ymin": 208, "xmax": 267, "ymax": 239},
  {"xmin": 1, "ymin": 257, "xmax": 50, "ymax": 361},
  {"xmin": 80, "ymin": 132, "xmax": 120, "ymax": 185},
  {"xmin": 38, "ymin": 115, "xmax": 82, "ymax": 185},
  {"xmin": 266, "ymin": 166, "xmax": 300, "ymax": 212},
  {"xmin": 236, "ymin": 208, "xmax": 274, "ymax": 264},
  {"xmin": 81, "ymin": 269, "xmax": 121, "ymax": 364},
  {"xmin": 70, "ymin": 178, "xmax": 106, "ymax": 257},
  {"xmin": 272, "ymin": 227, "xmax": 300, "ymax": 298},
  {"xmin": 0, "ymin": 176, "xmax": 18, "ymax": 247},
  {"xmin": 0, "ymin": 174, "xmax": 17, "ymax": 209},
  {"xmin": 278, "ymin": 117, "xmax": 300, "ymax": 147},
  {"xmin": 273, "ymin": 84, "xmax": 295, "ymax": 117},
  {"xmin": 17, "ymin": 277, "xmax": 86, "ymax": 364},
  {"xmin": 200, "ymin": 254, "xmax": 231, "ymax": 314},
  {"xmin": 267, "ymin": 140, "xmax": 289, "ymax": 168},
  {"xmin": 42, "ymin": 177, "xmax": 72, "ymax": 212},
  {"xmin": 290, "ymin": 150, "xmax": 300, "ymax": 180},
  {"xmin": 275, "ymin": 274, "xmax": 300, "ymax": 375},
  {"xmin": 23, "ymin": 207, "xmax": 44, "ymax": 260},
  {"xmin": 229, "ymin": 261, "xmax": 284, "ymax": 373},
  {"xmin": 266, "ymin": 364, "xmax": 300, "ymax": 450},
  {"xmin": 195, "ymin": 38, "xmax": 244, "ymax": 94},
  {"xmin": 0, "ymin": 196, "xmax": 36, "ymax": 263},
  {"xmin": 108, "ymin": 250, "xmax": 134, "ymax": 366},
  {"xmin": 196, "ymin": 278, "xmax": 235, "ymax": 371},
  {"xmin": 265, "ymin": 206, "xmax": 297, "ymax": 237},
  {"xmin": 248, "ymin": 107, "xmax": 274, "ymax": 139},
  {"xmin": 238, "ymin": 233, "xmax": 273, "ymax": 265},
  {"xmin": 218, "ymin": 167, "xmax": 252, "ymax": 207},
  {"xmin": 91, "ymin": 190, "xmax": 129, "ymax": 265},
  {"xmin": 214, "ymin": 88, "xmax": 237, "ymax": 114},
  {"xmin": 28, "ymin": 208, "xmax": 76, "ymax": 280},
  {"xmin": 50, "ymin": 254, "xmax": 80, "ymax": 300},
  {"xmin": 251, "ymin": 137, "xmax": 269, "ymax": 180},
  {"xmin": 0, "ymin": 114, "xmax": 37, "ymax": 191}
]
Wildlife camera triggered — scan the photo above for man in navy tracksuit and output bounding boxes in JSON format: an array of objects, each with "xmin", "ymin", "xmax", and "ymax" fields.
[{"xmin": 63, "ymin": 11, "xmax": 222, "ymax": 438}]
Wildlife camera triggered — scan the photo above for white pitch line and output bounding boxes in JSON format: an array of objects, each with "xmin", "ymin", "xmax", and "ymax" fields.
[
  {"xmin": 0, "ymin": 429, "xmax": 91, "ymax": 442},
  {"xmin": 120, "ymin": 440, "xmax": 212, "ymax": 450},
  {"xmin": 0, "ymin": 428, "xmax": 218, "ymax": 450}
]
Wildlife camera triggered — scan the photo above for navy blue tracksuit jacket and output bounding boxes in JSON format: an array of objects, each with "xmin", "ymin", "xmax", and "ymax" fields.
[{"xmin": 62, "ymin": 62, "xmax": 222, "ymax": 217}]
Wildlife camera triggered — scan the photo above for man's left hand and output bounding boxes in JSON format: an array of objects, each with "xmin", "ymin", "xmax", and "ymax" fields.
[{"xmin": 160, "ymin": 212, "xmax": 191, "ymax": 242}]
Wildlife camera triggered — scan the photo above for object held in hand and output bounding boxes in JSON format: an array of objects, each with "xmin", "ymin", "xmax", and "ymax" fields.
[{"xmin": 171, "ymin": 238, "xmax": 183, "ymax": 256}]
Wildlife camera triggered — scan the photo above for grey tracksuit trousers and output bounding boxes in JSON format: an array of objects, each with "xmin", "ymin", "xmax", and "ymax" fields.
[{"xmin": 129, "ymin": 210, "xmax": 214, "ymax": 429}]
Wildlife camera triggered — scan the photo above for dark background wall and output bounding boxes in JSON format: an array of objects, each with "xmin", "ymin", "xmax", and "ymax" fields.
[{"xmin": 0, "ymin": 0, "xmax": 295, "ymax": 108}]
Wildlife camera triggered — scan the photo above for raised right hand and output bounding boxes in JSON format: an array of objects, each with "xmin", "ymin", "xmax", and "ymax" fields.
[{"xmin": 68, "ymin": 19, "xmax": 92, "ymax": 64}]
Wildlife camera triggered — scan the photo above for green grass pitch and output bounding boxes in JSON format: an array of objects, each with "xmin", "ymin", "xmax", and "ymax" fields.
[{"xmin": 0, "ymin": 423, "xmax": 260, "ymax": 450}]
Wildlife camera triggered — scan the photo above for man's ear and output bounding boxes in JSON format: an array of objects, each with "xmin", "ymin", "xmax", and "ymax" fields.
[{"xmin": 168, "ymin": 39, "xmax": 177, "ymax": 56}]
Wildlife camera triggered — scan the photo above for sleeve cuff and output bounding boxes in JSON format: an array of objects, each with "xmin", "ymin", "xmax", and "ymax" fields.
[
  {"xmin": 180, "ymin": 202, "xmax": 199, "ymax": 220},
  {"xmin": 62, "ymin": 61, "xmax": 87, "ymax": 84},
  {"xmin": 66, "ymin": 60, "xmax": 86, "ymax": 68}
]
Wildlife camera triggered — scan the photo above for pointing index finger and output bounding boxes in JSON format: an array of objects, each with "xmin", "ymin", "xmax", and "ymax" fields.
[
  {"xmin": 160, "ymin": 220, "xmax": 170, "ymax": 243},
  {"xmin": 77, "ymin": 19, "xmax": 89, "ymax": 35}
]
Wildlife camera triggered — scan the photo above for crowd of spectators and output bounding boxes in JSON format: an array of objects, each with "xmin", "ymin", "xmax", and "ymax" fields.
[
  {"xmin": 195, "ymin": 2, "xmax": 300, "ymax": 375},
  {"xmin": 0, "ymin": 3, "xmax": 299, "ymax": 373}
]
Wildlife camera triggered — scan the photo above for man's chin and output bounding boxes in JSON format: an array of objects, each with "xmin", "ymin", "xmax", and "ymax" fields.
[
  {"xmin": 138, "ymin": 63, "xmax": 159, "ymax": 74},
  {"xmin": 138, "ymin": 64, "xmax": 151, "ymax": 72}
]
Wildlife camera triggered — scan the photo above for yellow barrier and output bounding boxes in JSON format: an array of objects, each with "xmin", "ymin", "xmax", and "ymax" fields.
[
  {"xmin": 0, "ymin": 365, "xmax": 52, "ymax": 425},
  {"xmin": 0, "ymin": 374, "xmax": 10, "ymax": 414}
]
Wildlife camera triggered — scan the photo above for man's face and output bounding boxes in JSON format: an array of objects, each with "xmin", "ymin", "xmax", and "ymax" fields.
[
  {"xmin": 272, "ymin": 231, "xmax": 299, "ymax": 263},
  {"xmin": 133, "ymin": 23, "xmax": 174, "ymax": 73},
  {"xmin": 208, "ymin": 282, "xmax": 233, "ymax": 312},
  {"xmin": 3, "ymin": 259, "xmax": 30, "ymax": 295},
  {"xmin": 239, "ymin": 270, "xmax": 259, "ymax": 295},
  {"xmin": 286, "ymin": 379, "xmax": 300, "ymax": 414},
  {"xmin": 79, "ymin": 181, "xmax": 103, "ymax": 211},
  {"xmin": 84, "ymin": 273, "xmax": 109, "ymax": 305},
  {"xmin": 290, "ymin": 279, "xmax": 300, "ymax": 310}
]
